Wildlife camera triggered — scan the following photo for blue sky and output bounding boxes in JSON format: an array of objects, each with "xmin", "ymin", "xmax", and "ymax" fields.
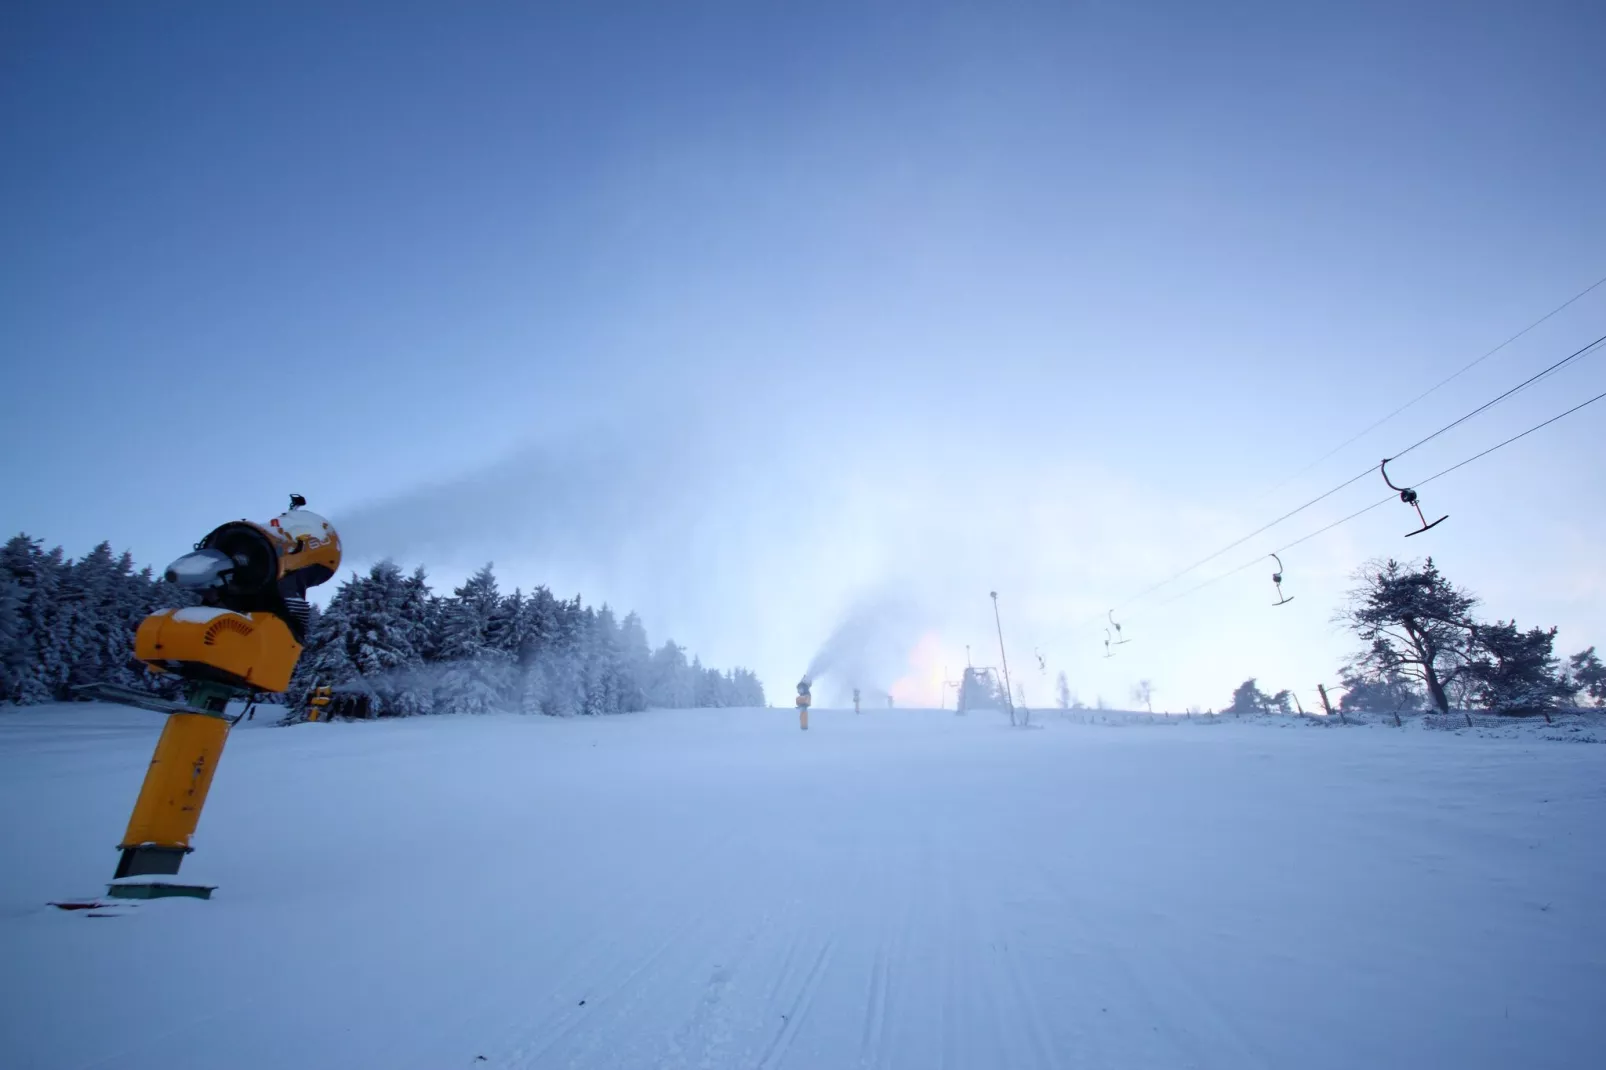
[{"xmin": 3, "ymin": 1, "xmax": 1603, "ymax": 709}]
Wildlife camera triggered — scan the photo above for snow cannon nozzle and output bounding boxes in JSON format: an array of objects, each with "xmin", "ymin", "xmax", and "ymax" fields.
[
  {"xmin": 289, "ymin": 493, "xmax": 306, "ymax": 510},
  {"xmin": 164, "ymin": 548, "xmax": 236, "ymax": 590}
]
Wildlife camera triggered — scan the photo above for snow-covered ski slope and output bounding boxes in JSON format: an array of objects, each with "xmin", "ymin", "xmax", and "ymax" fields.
[{"xmin": 3, "ymin": 704, "xmax": 1603, "ymax": 1070}]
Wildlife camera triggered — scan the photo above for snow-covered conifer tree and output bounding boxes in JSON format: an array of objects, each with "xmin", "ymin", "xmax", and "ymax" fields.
[{"xmin": 435, "ymin": 565, "xmax": 513, "ymax": 715}]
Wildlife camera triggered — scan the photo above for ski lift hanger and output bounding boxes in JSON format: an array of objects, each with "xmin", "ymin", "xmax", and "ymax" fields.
[
  {"xmin": 1270, "ymin": 553, "xmax": 1293, "ymax": 606},
  {"xmin": 1108, "ymin": 610, "xmax": 1130, "ymax": 645},
  {"xmin": 1380, "ymin": 457, "xmax": 1447, "ymax": 537},
  {"xmin": 1103, "ymin": 629, "xmax": 1114, "ymax": 658}
]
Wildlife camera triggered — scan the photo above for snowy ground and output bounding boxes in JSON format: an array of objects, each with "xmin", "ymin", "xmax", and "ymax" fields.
[{"xmin": 2, "ymin": 704, "xmax": 1603, "ymax": 1070}]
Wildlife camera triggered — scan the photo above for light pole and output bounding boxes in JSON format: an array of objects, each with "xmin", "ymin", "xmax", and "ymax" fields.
[{"xmin": 989, "ymin": 591, "xmax": 1016, "ymax": 726}]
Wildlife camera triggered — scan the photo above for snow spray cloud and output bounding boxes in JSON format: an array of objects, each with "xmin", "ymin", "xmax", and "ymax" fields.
[
  {"xmin": 334, "ymin": 429, "xmax": 710, "ymax": 567},
  {"xmin": 803, "ymin": 588, "xmax": 929, "ymax": 703}
]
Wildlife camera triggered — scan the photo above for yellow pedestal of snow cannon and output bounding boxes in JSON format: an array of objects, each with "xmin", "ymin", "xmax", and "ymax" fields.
[
  {"xmin": 112, "ymin": 710, "xmax": 232, "ymax": 892},
  {"xmin": 797, "ymin": 695, "xmax": 811, "ymax": 731}
]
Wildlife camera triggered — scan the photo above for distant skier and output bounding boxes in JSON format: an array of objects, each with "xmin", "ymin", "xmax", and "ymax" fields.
[{"xmin": 853, "ymin": 688, "xmax": 861, "ymax": 715}]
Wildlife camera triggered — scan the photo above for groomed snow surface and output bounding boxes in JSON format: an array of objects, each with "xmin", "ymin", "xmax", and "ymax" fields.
[{"xmin": 2, "ymin": 704, "xmax": 1603, "ymax": 1070}]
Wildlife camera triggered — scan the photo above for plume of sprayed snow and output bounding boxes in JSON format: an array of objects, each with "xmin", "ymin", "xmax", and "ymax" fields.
[
  {"xmin": 325, "ymin": 659, "xmax": 465, "ymax": 698},
  {"xmin": 802, "ymin": 588, "xmax": 927, "ymax": 703},
  {"xmin": 334, "ymin": 433, "xmax": 679, "ymax": 566}
]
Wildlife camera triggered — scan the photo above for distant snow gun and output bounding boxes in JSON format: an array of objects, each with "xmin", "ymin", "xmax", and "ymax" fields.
[
  {"xmin": 307, "ymin": 685, "xmax": 334, "ymax": 722},
  {"xmin": 796, "ymin": 677, "xmax": 812, "ymax": 731},
  {"xmin": 69, "ymin": 495, "xmax": 341, "ymax": 901}
]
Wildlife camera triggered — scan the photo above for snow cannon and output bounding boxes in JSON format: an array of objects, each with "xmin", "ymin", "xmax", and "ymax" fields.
[
  {"xmin": 796, "ymin": 677, "xmax": 812, "ymax": 731},
  {"xmin": 68, "ymin": 495, "xmax": 341, "ymax": 901}
]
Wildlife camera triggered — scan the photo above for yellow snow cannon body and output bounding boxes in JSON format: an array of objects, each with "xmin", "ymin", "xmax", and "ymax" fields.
[
  {"xmin": 67, "ymin": 495, "xmax": 342, "ymax": 898},
  {"xmin": 133, "ymin": 607, "xmax": 302, "ymax": 694},
  {"xmin": 131, "ymin": 497, "xmax": 341, "ymax": 692}
]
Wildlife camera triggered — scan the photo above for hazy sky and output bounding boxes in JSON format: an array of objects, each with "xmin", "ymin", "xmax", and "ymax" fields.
[{"xmin": 4, "ymin": 0, "xmax": 1603, "ymax": 710}]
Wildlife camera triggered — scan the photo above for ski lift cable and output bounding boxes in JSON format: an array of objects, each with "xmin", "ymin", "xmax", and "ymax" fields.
[
  {"xmin": 1414, "ymin": 384, "xmax": 1606, "ymax": 489},
  {"xmin": 1386, "ymin": 332, "xmax": 1606, "ymax": 463},
  {"xmin": 1161, "ymin": 383, "xmax": 1606, "ymax": 612},
  {"xmin": 1104, "ymin": 330, "xmax": 1606, "ymax": 618},
  {"xmin": 1110, "ymin": 469, "xmax": 1374, "ymax": 611},
  {"xmin": 1130, "ymin": 385, "xmax": 1606, "ymax": 618},
  {"xmin": 1142, "ymin": 498, "xmax": 1390, "ymax": 615},
  {"xmin": 1265, "ymin": 271, "xmax": 1606, "ymax": 491}
]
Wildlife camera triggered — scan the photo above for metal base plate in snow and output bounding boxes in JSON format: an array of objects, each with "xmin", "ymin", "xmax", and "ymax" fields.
[
  {"xmin": 49, "ymin": 899, "xmax": 139, "ymax": 917},
  {"xmin": 107, "ymin": 881, "xmax": 215, "ymax": 901}
]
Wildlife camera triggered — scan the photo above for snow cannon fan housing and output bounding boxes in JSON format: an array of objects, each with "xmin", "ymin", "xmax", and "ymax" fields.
[{"xmin": 133, "ymin": 499, "xmax": 341, "ymax": 695}]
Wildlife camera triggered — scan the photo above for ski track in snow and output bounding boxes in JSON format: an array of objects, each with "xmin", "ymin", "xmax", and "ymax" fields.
[{"xmin": 2, "ymin": 704, "xmax": 1605, "ymax": 1069}]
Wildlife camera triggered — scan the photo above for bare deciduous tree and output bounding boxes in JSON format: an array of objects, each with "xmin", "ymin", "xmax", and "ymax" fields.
[{"xmin": 1131, "ymin": 679, "xmax": 1154, "ymax": 713}]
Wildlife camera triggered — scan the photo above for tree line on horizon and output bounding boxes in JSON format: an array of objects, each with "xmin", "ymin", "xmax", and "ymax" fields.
[
  {"xmin": 0, "ymin": 533, "xmax": 765, "ymax": 715},
  {"xmin": 289, "ymin": 560, "xmax": 765, "ymax": 717}
]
